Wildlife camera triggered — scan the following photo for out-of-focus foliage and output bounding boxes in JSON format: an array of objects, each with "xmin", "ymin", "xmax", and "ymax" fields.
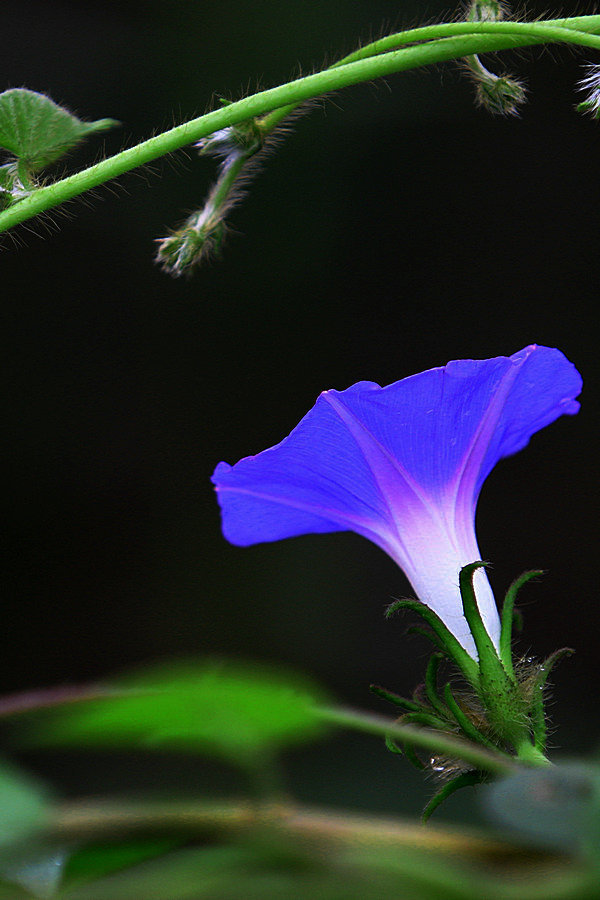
[
  {"xmin": 62, "ymin": 840, "xmax": 182, "ymax": 895},
  {"xmin": 486, "ymin": 760, "xmax": 600, "ymax": 857},
  {"xmin": 49, "ymin": 832, "xmax": 599, "ymax": 900},
  {"xmin": 0, "ymin": 760, "xmax": 49, "ymax": 850},
  {"xmin": 0, "ymin": 761, "xmax": 58, "ymax": 898},
  {"xmin": 55, "ymin": 844, "xmax": 459, "ymax": 900},
  {"xmin": 19, "ymin": 660, "xmax": 328, "ymax": 766},
  {"xmin": 2, "ymin": 847, "xmax": 68, "ymax": 899},
  {"xmin": 3, "ymin": 693, "xmax": 600, "ymax": 898}
]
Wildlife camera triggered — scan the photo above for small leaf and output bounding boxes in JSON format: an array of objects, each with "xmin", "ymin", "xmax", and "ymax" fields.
[
  {"xmin": 485, "ymin": 760, "xmax": 600, "ymax": 855},
  {"xmin": 21, "ymin": 660, "xmax": 327, "ymax": 766},
  {"xmin": 0, "ymin": 89, "xmax": 118, "ymax": 171}
]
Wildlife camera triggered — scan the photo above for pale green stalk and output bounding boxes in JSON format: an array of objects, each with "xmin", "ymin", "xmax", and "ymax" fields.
[
  {"xmin": 315, "ymin": 706, "xmax": 515, "ymax": 775},
  {"xmin": 1, "ymin": 16, "xmax": 600, "ymax": 234}
]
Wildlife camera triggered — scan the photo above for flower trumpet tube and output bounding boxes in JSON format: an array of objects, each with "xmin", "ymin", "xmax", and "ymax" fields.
[{"xmin": 212, "ymin": 346, "xmax": 581, "ymax": 659}]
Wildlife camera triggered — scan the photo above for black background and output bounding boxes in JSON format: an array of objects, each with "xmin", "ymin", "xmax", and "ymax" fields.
[{"xmin": 2, "ymin": 1, "xmax": 598, "ymax": 819}]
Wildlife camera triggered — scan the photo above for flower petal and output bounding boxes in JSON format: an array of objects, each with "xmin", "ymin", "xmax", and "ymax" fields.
[
  {"xmin": 212, "ymin": 346, "xmax": 581, "ymax": 656},
  {"xmin": 213, "ymin": 347, "xmax": 580, "ymax": 545}
]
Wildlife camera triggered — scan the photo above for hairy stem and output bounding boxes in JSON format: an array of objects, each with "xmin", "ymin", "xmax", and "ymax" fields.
[
  {"xmin": 1, "ymin": 17, "xmax": 600, "ymax": 234},
  {"xmin": 315, "ymin": 706, "xmax": 515, "ymax": 774}
]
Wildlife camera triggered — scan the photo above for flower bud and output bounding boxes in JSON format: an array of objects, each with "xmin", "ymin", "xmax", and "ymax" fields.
[
  {"xmin": 155, "ymin": 206, "xmax": 226, "ymax": 276},
  {"xmin": 196, "ymin": 118, "xmax": 264, "ymax": 159},
  {"xmin": 577, "ymin": 64, "xmax": 600, "ymax": 119},
  {"xmin": 466, "ymin": 0, "xmax": 506, "ymax": 22},
  {"xmin": 473, "ymin": 70, "xmax": 527, "ymax": 116}
]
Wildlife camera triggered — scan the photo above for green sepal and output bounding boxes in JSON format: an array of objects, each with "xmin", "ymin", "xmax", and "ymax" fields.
[
  {"xmin": 369, "ymin": 684, "xmax": 421, "ymax": 713},
  {"xmin": 424, "ymin": 654, "xmax": 450, "ymax": 719},
  {"xmin": 499, "ymin": 570, "xmax": 544, "ymax": 678},
  {"xmin": 442, "ymin": 683, "xmax": 497, "ymax": 751},
  {"xmin": 404, "ymin": 625, "xmax": 447, "ymax": 654},
  {"xmin": 422, "ymin": 771, "xmax": 484, "ymax": 823},
  {"xmin": 401, "ymin": 711, "xmax": 450, "ymax": 731},
  {"xmin": 530, "ymin": 647, "xmax": 574, "ymax": 752},
  {"xmin": 459, "ymin": 562, "xmax": 525, "ymax": 744},
  {"xmin": 386, "ymin": 599, "xmax": 479, "ymax": 687},
  {"xmin": 385, "ymin": 734, "xmax": 425, "ymax": 770},
  {"xmin": 512, "ymin": 607, "xmax": 524, "ymax": 633},
  {"xmin": 385, "ymin": 734, "xmax": 403, "ymax": 755},
  {"xmin": 402, "ymin": 742, "xmax": 427, "ymax": 770},
  {"xmin": 459, "ymin": 561, "xmax": 500, "ymax": 664}
]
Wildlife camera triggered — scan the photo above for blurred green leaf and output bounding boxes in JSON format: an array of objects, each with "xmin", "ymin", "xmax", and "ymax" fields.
[
  {"xmin": 2, "ymin": 847, "xmax": 68, "ymax": 899},
  {"xmin": 485, "ymin": 760, "xmax": 600, "ymax": 856},
  {"xmin": 62, "ymin": 839, "xmax": 180, "ymax": 892},
  {"xmin": 0, "ymin": 760, "xmax": 49, "ymax": 849},
  {"xmin": 57, "ymin": 843, "xmax": 461, "ymax": 900},
  {"xmin": 22, "ymin": 660, "xmax": 327, "ymax": 765},
  {"xmin": 0, "ymin": 881, "xmax": 33, "ymax": 899},
  {"xmin": 0, "ymin": 89, "xmax": 118, "ymax": 171}
]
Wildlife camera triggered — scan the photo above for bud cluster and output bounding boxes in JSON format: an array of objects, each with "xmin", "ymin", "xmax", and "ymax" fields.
[
  {"xmin": 156, "ymin": 112, "xmax": 266, "ymax": 276},
  {"xmin": 471, "ymin": 65, "xmax": 527, "ymax": 116},
  {"xmin": 463, "ymin": 0, "xmax": 526, "ymax": 116},
  {"xmin": 155, "ymin": 201, "xmax": 227, "ymax": 277},
  {"xmin": 196, "ymin": 118, "xmax": 264, "ymax": 160},
  {"xmin": 0, "ymin": 163, "xmax": 32, "ymax": 210},
  {"xmin": 466, "ymin": 0, "xmax": 506, "ymax": 22}
]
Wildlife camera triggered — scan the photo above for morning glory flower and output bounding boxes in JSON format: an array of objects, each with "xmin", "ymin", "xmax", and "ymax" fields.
[{"xmin": 212, "ymin": 346, "xmax": 581, "ymax": 658}]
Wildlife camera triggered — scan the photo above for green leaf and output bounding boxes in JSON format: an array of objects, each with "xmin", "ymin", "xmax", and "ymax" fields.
[
  {"xmin": 485, "ymin": 760, "xmax": 600, "ymax": 856},
  {"xmin": 63, "ymin": 840, "xmax": 181, "ymax": 893},
  {"xmin": 56, "ymin": 843, "xmax": 458, "ymax": 900},
  {"xmin": 0, "ymin": 89, "xmax": 118, "ymax": 171},
  {"xmin": 21, "ymin": 660, "xmax": 327, "ymax": 766},
  {"xmin": 1, "ymin": 846, "xmax": 68, "ymax": 899},
  {"xmin": 0, "ymin": 760, "xmax": 49, "ymax": 850}
]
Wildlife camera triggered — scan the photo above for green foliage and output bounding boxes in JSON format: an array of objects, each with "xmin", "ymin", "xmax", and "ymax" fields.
[
  {"xmin": 52, "ymin": 842, "xmax": 478, "ymax": 900},
  {"xmin": 21, "ymin": 660, "xmax": 327, "ymax": 766},
  {"xmin": 0, "ymin": 760, "xmax": 49, "ymax": 850},
  {"xmin": 0, "ymin": 89, "xmax": 117, "ymax": 172},
  {"xmin": 0, "ymin": 762, "xmax": 57, "ymax": 898},
  {"xmin": 1, "ymin": 847, "xmax": 68, "ymax": 899},
  {"xmin": 486, "ymin": 760, "xmax": 600, "ymax": 858},
  {"xmin": 63, "ymin": 840, "xmax": 182, "ymax": 894}
]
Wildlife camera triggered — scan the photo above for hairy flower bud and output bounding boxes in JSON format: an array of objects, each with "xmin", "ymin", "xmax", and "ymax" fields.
[
  {"xmin": 196, "ymin": 118, "xmax": 264, "ymax": 159},
  {"xmin": 466, "ymin": 0, "xmax": 506, "ymax": 23},
  {"xmin": 577, "ymin": 64, "xmax": 600, "ymax": 119},
  {"xmin": 463, "ymin": 0, "xmax": 526, "ymax": 116},
  {"xmin": 473, "ymin": 69, "xmax": 527, "ymax": 116},
  {"xmin": 155, "ymin": 203, "xmax": 227, "ymax": 276}
]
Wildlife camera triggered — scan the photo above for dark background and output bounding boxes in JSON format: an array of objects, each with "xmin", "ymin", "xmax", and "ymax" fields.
[{"xmin": 1, "ymin": 1, "xmax": 598, "ymax": 820}]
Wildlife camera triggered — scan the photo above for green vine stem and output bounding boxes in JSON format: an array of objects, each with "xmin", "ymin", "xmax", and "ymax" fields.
[
  {"xmin": 314, "ymin": 706, "xmax": 515, "ymax": 775},
  {"xmin": 46, "ymin": 798, "xmax": 535, "ymax": 861},
  {"xmin": 45, "ymin": 798, "xmax": 598, "ymax": 900},
  {"xmin": 1, "ymin": 16, "xmax": 600, "ymax": 235}
]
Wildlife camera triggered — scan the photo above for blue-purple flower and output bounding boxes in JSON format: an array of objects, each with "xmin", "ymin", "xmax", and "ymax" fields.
[{"xmin": 212, "ymin": 346, "xmax": 581, "ymax": 658}]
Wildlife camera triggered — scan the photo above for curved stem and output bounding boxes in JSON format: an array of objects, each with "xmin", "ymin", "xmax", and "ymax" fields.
[
  {"xmin": 48, "ymin": 797, "xmax": 532, "ymax": 862},
  {"xmin": 1, "ymin": 17, "xmax": 600, "ymax": 234},
  {"xmin": 315, "ymin": 706, "xmax": 515, "ymax": 775}
]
